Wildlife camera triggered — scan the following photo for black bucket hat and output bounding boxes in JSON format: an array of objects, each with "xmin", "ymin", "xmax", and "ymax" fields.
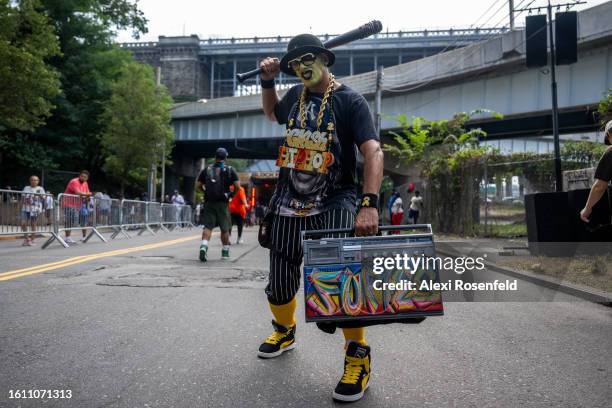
[{"xmin": 280, "ymin": 34, "xmax": 335, "ymax": 76}]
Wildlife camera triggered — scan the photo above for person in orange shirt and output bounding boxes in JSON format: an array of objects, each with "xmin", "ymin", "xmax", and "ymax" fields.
[{"xmin": 229, "ymin": 185, "xmax": 248, "ymax": 244}]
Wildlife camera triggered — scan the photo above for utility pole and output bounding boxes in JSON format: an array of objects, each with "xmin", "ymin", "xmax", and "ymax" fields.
[
  {"xmin": 546, "ymin": 0, "xmax": 563, "ymax": 192},
  {"xmin": 374, "ymin": 65, "xmax": 383, "ymax": 135},
  {"xmin": 509, "ymin": 0, "xmax": 515, "ymax": 30},
  {"xmin": 157, "ymin": 66, "xmax": 166, "ymax": 202}
]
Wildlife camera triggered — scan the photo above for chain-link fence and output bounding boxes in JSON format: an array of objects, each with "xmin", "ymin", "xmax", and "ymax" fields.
[{"xmin": 480, "ymin": 158, "xmax": 557, "ymax": 238}]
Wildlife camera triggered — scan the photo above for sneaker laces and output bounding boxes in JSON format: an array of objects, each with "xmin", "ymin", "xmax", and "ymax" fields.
[
  {"xmin": 265, "ymin": 330, "xmax": 287, "ymax": 345},
  {"xmin": 341, "ymin": 356, "xmax": 364, "ymax": 385}
]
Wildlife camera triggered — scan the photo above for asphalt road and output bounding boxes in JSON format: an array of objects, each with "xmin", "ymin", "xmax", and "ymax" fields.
[{"xmin": 0, "ymin": 228, "xmax": 610, "ymax": 407}]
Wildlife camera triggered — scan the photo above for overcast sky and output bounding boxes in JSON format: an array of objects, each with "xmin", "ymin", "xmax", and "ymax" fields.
[{"xmin": 116, "ymin": 0, "xmax": 608, "ymax": 42}]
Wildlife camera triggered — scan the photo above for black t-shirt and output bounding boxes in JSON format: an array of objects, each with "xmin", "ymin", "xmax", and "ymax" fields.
[
  {"xmin": 594, "ymin": 148, "xmax": 612, "ymax": 183},
  {"xmin": 197, "ymin": 162, "xmax": 238, "ymax": 201},
  {"xmin": 272, "ymin": 83, "xmax": 378, "ymax": 216}
]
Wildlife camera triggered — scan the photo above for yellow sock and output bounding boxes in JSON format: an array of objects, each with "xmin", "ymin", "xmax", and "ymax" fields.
[
  {"xmin": 341, "ymin": 327, "xmax": 367, "ymax": 347},
  {"xmin": 268, "ymin": 297, "xmax": 296, "ymax": 328}
]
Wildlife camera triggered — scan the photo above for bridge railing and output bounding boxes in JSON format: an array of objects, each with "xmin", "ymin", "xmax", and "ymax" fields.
[
  {"xmin": 197, "ymin": 27, "xmax": 507, "ymax": 47},
  {"xmin": 118, "ymin": 27, "xmax": 508, "ymax": 49}
]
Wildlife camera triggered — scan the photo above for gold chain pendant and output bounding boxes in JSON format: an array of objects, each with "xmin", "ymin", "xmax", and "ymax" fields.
[{"xmin": 298, "ymin": 74, "xmax": 335, "ymax": 131}]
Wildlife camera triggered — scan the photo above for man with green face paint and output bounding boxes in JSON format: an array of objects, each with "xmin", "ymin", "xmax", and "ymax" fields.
[{"xmin": 258, "ymin": 33, "xmax": 384, "ymax": 402}]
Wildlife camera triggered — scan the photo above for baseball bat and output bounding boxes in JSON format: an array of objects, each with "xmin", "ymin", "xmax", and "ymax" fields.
[{"xmin": 236, "ymin": 20, "xmax": 383, "ymax": 83}]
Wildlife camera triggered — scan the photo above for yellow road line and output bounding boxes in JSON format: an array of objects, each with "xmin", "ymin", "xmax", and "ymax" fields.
[{"xmin": 0, "ymin": 235, "xmax": 200, "ymax": 282}]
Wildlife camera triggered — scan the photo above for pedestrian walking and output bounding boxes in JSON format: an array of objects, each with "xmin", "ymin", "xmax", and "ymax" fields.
[
  {"xmin": 386, "ymin": 190, "xmax": 399, "ymax": 224},
  {"xmin": 63, "ymin": 170, "xmax": 91, "ymax": 244},
  {"xmin": 257, "ymin": 34, "xmax": 383, "ymax": 402},
  {"xmin": 21, "ymin": 175, "xmax": 45, "ymax": 246},
  {"xmin": 196, "ymin": 147, "xmax": 239, "ymax": 261},
  {"xmin": 408, "ymin": 190, "xmax": 423, "ymax": 224},
  {"xmin": 580, "ymin": 120, "xmax": 612, "ymax": 223},
  {"xmin": 229, "ymin": 185, "xmax": 248, "ymax": 244},
  {"xmin": 390, "ymin": 191, "xmax": 404, "ymax": 234}
]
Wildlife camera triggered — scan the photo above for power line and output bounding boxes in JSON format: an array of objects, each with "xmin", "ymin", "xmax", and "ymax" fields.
[
  {"xmin": 382, "ymin": 0, "xmax": 533, "ymax": 93},
  {"xmin": 378, "ymin": 0, "xmax": 554, "ymax": 120},
  {"xmin": 382, "ymin": 0, "xmax": 513, "ymax": 83}
]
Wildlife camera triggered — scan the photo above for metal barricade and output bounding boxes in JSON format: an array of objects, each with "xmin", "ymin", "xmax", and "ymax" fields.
[
  {"xmin": 161, "ymin": 203, "xmax": 178, "ymax": 230},
  {"xmin": 121, "ymin": 199, "xmax": 151, "ymax": 236},
  {"xmin": 43, "ymin": 193, "xmax": 107, "ymax": 248},
  {"xmin": 145, "ymin": 201, "xmax": 168, "ymax": 233},
  {"xmin": 180, "ymin": 205, "xmax": 195, "ymax": 228},
  {"xmin": 0, "ymin": 189, "xmax": 59, "ymax": 245},
  {"xmin": 102, "ymin": 198, "xmax": 130, "ymax": 240}
]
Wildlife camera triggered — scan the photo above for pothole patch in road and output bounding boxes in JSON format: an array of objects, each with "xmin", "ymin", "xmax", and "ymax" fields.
[
  {"xmin": 96, "ymin": 272, "xmax": 185, "ymax": 288},
  {"xmin": 137, "ymin": 255, "xmax": 175, "ymax": 260}
]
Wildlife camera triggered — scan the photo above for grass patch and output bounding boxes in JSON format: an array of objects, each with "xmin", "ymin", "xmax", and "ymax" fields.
[{"xmin": 498, "ymin": 255, "xmax": 612, "ymax": 293}]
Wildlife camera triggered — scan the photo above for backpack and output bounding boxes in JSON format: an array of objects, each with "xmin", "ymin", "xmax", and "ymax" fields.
[{"xmin": 204, "ymin": 164, "xmax": 232, "ymax": 202}]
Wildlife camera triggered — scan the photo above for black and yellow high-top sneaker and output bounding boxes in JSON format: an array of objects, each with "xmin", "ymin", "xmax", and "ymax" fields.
[
  {"xmin": 257, "ymin": 320, "xmax": 296, "ymax": 359},
  {"xmin": 332, "ymin": 342, "xmax": 371, "ymax": 402}
]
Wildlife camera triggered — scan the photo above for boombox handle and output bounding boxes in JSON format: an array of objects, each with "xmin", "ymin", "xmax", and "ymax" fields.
[{"xmin": 302, "ymin": 224, "xmax": 432, "ymax": 240}]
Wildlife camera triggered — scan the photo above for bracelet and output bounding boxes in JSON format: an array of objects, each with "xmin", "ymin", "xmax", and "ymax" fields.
[
  {"xmin": 260, "ymin": 78, "xmax": 275, "ymax": 89},
  {"xmin": 359, "ymin": 193, "xmax": 379, "ymax": 210}
]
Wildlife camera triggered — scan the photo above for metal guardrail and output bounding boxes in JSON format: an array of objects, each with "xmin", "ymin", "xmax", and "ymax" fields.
[
  {"xmin": 198, "ymin": 28, "xmax": 507, "ymax": 46},
  {"xmin": 42, "ymin": 193, "xmax": 108, "ymax": 248},
  {"xmin": 1, "ymin": 189, "xmax": 196, "ymax": 249}
]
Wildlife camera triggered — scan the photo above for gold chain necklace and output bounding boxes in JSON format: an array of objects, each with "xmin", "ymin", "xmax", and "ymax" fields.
[{"xmin": 298, "ymin": 73, "xmax": 335, "ymax": 131}]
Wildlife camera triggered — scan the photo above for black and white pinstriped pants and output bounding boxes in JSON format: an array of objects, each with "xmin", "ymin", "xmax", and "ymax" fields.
[{"xmin": 265, "ymin": 208, "xmax": 355, "ymax": 305}]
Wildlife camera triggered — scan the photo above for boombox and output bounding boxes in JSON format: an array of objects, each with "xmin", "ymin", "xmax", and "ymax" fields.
[{"xmin": 302, "ymin": 225, "xmax": 444, "ymax": 324}]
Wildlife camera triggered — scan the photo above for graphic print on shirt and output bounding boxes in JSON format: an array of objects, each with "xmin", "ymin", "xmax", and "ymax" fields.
[{"xmin": 275, "ymin": 96, "xmax": 341, "ymax": 217}]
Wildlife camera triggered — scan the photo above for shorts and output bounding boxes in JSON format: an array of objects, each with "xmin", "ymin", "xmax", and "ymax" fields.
[
  {"xmin": 64, "ymin": 207, "xmax": 88, "ymax": 226},
  {"xmin": 21, "ymin": 211, "xmax": 39, "ymax": 221},
  {"xmin": 201, "ymin": 201, "xmax": 231, "ymax": 232}
]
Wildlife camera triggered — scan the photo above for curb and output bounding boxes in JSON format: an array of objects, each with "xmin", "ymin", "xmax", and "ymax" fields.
[
  {"xmin": 0, "ymin": 234, "xmax": 46, "ymax": 241},
  {"xmin": 436, "ymin": 248, "xmax": 611, "ymax": 306}
]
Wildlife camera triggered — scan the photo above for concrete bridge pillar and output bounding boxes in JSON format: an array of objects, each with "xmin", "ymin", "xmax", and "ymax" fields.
[
  {"xmin": 505, "ymin": 176, "xmax": 513, "ymax": 197},
  {"xmin": 164, "ymin": 155, "xmax": 204, "ymax": 205},
  {"xmin": 495, "ymin": 176, "xmax": 503, "ymax": 201},
  {"xmin": 158, "ymin": 35, "xmax": 207, "ymax": 101}
]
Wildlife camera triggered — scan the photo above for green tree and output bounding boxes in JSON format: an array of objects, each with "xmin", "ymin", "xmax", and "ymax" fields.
[
  {"xmin": 0, "ymin": 0, "xmax": 148, "ymax": 190},
  {"xmin": 0, "ymin": 0, "xmax": 61, "ymax": 132},
  {"xmin": 597, "ymin": 88, "xmax": 611, "ymax": 125},
  {"xmin": 384, "ymin": 112, "xmax": 496, "ymax": 235},
  {"xmin": 100, "ymin": 61, "xmax": 173, "ymax": 196}
]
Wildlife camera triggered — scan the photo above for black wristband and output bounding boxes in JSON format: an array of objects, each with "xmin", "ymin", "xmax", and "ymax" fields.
[
  {"xmin": 359, "ymin": 193, "xmax": 379, "ymax": 210},
  {"xmin": 260, "ymin": 78, "xmax": 275, "ymax": 89}
]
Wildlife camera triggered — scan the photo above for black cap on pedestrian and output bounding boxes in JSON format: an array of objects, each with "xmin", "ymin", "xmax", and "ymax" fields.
[{"xmin": 216, "ymin": 147, "xmax": 228, "ymax": 159}]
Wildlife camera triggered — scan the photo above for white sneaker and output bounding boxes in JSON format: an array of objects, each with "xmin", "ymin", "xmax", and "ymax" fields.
[
  {"xmin": 238, "ymin": 238, "xmax": 244, "ymax": 244},
  {"xmin": 64, "ymin": 237, "xmax": 76, "ymax": 244}
]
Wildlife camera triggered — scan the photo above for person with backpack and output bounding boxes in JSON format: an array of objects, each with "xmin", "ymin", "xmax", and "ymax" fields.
[{"xmin": 196, "ymin": 147, "xmax": 240, "ymax": 261}]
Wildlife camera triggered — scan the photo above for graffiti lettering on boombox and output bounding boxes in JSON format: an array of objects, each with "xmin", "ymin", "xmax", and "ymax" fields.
[{"xmin": 304, "ymin": 264, "xmax": 443, "ymax": 319}]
